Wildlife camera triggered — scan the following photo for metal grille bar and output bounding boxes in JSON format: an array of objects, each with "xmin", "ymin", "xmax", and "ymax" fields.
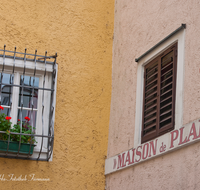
[
  {"xmin": 47, "ymin": 53, "xmax": 57, "ymax": 161},
  {"xmin": 38, "ymin": 51, "xmax": 47, "ymax": 160},
  {"xmin": 0, "ymin": 83, "xmax": 54, "ymax": 92},
  {"xmin": 0, "ymin": 49, "xmax": 56, "ymax": 59}
]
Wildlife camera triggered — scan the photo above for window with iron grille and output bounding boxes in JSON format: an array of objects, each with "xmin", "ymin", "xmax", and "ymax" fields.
[
  {"xmin": 141, "ymin": 43, "xmax": 177, "ymax": 143},
  {"xmin": 0, "ymin": 45, "xmax": 57, "ymax": 161}
]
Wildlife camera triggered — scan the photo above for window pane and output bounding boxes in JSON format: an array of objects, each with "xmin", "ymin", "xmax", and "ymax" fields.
[
  {"xmin": 18, "ymin": 76, "xmax": 39, "ymax": 109},
  {"xmin": 17, "ymin": 109, "xmax": 37, "ymax": 128},
  {"xmin": 0, "ymin": 73, "xmax": 12, "ymax": 106},
  {"xmin": 0, "ymin": 107, "xmax": 11, "ymax": 117}
]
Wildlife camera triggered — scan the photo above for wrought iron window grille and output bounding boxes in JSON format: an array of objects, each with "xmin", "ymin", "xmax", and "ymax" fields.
[{"xmin": 0, "ymin": 45, "xmax": 57, "ymax": 161}]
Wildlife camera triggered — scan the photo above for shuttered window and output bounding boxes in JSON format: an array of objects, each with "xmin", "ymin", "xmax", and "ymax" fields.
[{"xmin": 141, "ymin": 43, "xmax": 177, "ymax": 143}]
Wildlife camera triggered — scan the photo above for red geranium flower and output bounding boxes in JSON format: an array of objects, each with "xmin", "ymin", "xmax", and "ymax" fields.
[
  {"xmin": 24, "ymin": 116, "xmax": 30, "ymax": 121},
  {"xmin": 5, "ymin": 116, "xmax": 11, "ymax": 120},
  {"xmin": 18, "ymin": 119, "xmax": 20, "ymax": 121},
  {"xmin": 0, "ymin": 106, "xmax": 4, "ymax": 110}
]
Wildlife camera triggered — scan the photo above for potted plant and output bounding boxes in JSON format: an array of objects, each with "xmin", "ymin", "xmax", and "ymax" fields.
[{"xmin": 0, "ymin": 106, "xmax": 37, "ymax": 155}]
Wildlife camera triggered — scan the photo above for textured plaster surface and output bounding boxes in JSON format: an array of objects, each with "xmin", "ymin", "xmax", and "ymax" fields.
[
  {"xmin": 0, "ymin": 0, "xmax": 114, "ymax": 190},
  {"xmin": 106, "ymin": 143, "xmax": 200, "ymax": 190},
  {"xmin": 107, "ymin": 0, "xmax": 200, "ymax": 189}
]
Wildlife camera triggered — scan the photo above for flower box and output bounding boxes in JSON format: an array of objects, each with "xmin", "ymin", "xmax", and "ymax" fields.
[{"xmin": 0, "ymin": 140, "xmax": 35, "ymax": 155}]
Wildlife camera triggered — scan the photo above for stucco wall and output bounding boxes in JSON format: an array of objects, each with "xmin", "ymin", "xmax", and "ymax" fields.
[
  {"xmin": 0, "ymin": 0, "xmax": 114, "ymax": 189},
  {"xmin": 106, "ymin": 0, "xmax": 200, "ymax": 189}
]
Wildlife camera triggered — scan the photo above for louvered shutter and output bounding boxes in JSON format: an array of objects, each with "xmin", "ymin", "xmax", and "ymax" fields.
[
  {"xmin": 142, "ymin": 59, "xmax": 159, "ymax": 143},
  {"xmin": 141, "ymin": 43, "xmax": 177, "ymax": 143}
]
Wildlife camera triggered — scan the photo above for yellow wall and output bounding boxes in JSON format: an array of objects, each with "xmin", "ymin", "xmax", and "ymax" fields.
[{"xmin": 0, "ymin": 0, "xmax": 114, "ymax": 189}]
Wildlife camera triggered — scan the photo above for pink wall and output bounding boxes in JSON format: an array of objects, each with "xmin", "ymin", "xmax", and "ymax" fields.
[{"xmin": 106, "ymin": 0, "xmax": 200, "ymax": 189}]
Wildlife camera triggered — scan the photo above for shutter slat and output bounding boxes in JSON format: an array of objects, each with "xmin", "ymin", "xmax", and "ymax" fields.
[
  {"xmin": 160, "ymin": 100, "xmax": 172, "ymax": 110},
  {"xmin": 144, "ymin": 109, "xmax": 157, "ymax": 119},
  {"xmin": 160, "ymin": 95, "xmax": 172, "ymax": 103},
  {"xmin": 144, "ymin": 122, "xmax": 156, "ymax": 131},
  {"xmin": 146, "ymin": 71, "xmax": 158, "ymax": 81},
  {"xmin": 161, "ymin": 60, "xmax": 173, "ymax": 71},
  {"xmin": 160, "ymin": 109, "xmax": 171, "ymax": 117},
  {"xmin": 145, "ymin": 90, "xmax": 157, "ymax": 100},
  {"xmin": 144, "ymin": 116, "xmax": 157, "ymax": 125},
  {"xmin": 145, "ymin": 96, "xmax": 157, "ymax": 105},
  {"xmin": 160, "ymin": 88, "xmax": 172, "ymax": 97},
  {"xmin": 160, "ymin": 115, "xmax": 172, "ymax": 123},
  {"xmin": 161, "ymin": 68, "xmax": 173, "ymax": 77},
  {"xmin": 161, "ymin": 75, "xmax": 172, "ymax": 85},
  {"xmin": 145, "ymin": 103, "xmax": 157, "ymax": 113},
  {"xmin": 146, "ymin": 78, "xmax": 157, "ymax": 89},
  {"xmin": 160, "ymin": 81, "xmax": 173, "ymax": 90},
  {"xmin": 146, "ymin": 63, "xmax": 158, "ymax": 74},
  {"xmin": 143, "ymin": 129, "xmax": 156, "ymax": 135},
  {"xmin": 145, "ymin": 83, "xmax": 157, "ymax": 94}
]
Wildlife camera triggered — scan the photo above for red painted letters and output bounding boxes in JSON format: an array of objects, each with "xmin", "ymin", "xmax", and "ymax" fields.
[
  {"xmin": 170, "ymin": 130, "xmax": 179, "ymax": 148},
  {"xmin": 130, "ymin": 148, "xmax": 135, "ymax": 164},
  {"xmin": 148, "ymin": 139, "xmax": 157, "ymax": 157},
  {"xmin": 142, "ymin": 143, "xmax": 149, "ymax": 160},
  {"xmin": 178, "ymin": 127, "xmax": 188, "ymax": 145},
  {"xmin": 125, "ymin": 151, "xmax": 131, "ymax": 165},
  {"xmin": 135, "ymin": 146, "xmax": 142, "ymax": 162},
  {"xmin": 117, "ymin": 153, "xmax": 126, "ymax": 169},
  {"xmin": 113, "ymin": 121, "xmax": 200, "ymax": 172}
]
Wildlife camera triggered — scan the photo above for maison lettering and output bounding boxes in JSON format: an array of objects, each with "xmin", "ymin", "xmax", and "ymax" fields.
[
  {"xmin": 115, "ymin": 121, "xmax": 200, "ymax": 170},
  {"xmin": 117, "ymin": 140, "xmax": 157, "ymax": 169}
]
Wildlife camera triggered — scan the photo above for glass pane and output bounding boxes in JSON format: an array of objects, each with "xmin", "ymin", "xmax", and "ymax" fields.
[
  {"xmin": 0, "ymin": 73, "xmax": 13, "ymax": 84},
  {"xmin": 18, "ymin": 76, "xmax": 39, "ymax": 109},
  {"xmin": 0, "ymin": 73, "xmax": 13, "ymax": 106},
  {"xmin": 0, "ymin": 107, "xmax": 11, "ymax": 117},
  {"xmin": 17, "ymin": 109, "xmax": 37, "ymax": 128}
]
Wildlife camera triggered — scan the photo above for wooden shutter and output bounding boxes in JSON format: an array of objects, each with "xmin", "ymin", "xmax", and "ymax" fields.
[
  {"xmin": 142, "ymin": 59, "xmax": 159, "ymax": 143},
  {"xmin": 141, "ymin": 43, "xmax": 177, "ymax": 143}
]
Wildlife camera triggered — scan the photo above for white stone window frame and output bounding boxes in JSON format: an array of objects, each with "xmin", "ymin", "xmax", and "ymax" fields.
[
  {"xmin": 0, "ymin": 50, "xmax": 57, "ymax": 161},
  {"xmin": 134, "ymin": 28, "xmax": 185, "ymax": 147}
]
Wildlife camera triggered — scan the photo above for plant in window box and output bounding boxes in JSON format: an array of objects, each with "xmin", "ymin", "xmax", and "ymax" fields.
[
  {"xmin": 0, "ymin": 111, "xmax": 12, "ymax": 141},
  {"xmin": 0, "ymin": 106, "xmax": 37, "ymax": 155}
]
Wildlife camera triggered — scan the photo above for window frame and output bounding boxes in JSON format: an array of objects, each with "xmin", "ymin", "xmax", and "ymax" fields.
[
  {"xmin": 134, "ymin": 28, "xmax": 185, "ymax": 146},
  {"xmin": 0, "ymin": 48, "xmax": 57, "ymax": 161}
]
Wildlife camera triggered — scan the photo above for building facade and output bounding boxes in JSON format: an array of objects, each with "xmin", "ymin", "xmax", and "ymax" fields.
[
  {"xmin": 0, "ymin": 0, "xmax": 114, "ymax": 189},
  {"xmin": 105, "ymin": 1, "xmax": 200, "ymax": 190}
]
